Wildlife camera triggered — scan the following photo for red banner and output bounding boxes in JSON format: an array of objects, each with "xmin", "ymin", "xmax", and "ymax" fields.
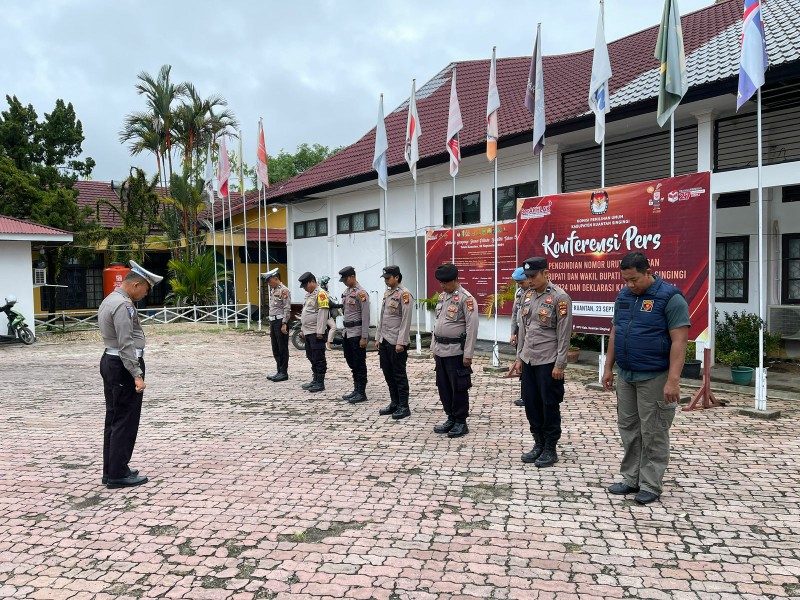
[
  {"xmin": 425, "ymin": 224, "xmax": 517, "ymax": 316},
  {"xmin": 517, "ymin": 173, "xmax": 711, "ymax": 340}
]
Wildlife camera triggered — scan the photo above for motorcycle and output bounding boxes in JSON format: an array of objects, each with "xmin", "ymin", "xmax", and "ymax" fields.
[
  {"xmin": 0, "ymin": 295, "xmax": 35, "ymax": 345},
  {"xmin": 290, "ymin": 318, "xmax": 344, "ymax": 352}
]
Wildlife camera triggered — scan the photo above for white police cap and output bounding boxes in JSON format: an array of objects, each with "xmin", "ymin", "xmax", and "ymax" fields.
[
  {"xmin": 129, "ymin": 260, "xmax": 163, "ymax": 287},
  {"xmin": 262, "ymin": 268, "xmax": 280, "ymax": 280}
]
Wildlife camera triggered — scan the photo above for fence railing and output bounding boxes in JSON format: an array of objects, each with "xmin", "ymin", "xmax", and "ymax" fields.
[{"xmin": 35, "ymin": 304, "xmax": 251, "ymax": 334}]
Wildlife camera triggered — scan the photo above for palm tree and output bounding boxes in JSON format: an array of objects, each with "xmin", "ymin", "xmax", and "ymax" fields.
[
  {"xmin": 133, "ymin": 65, "xmax": 187, "ymax": 189},
  {"xmin": 166, "ymin": 251, "xmax": 221, "ymax": 306},
  {"xmin": 119, "ymin": 111, "xmax": 166, "ymax": 189}
]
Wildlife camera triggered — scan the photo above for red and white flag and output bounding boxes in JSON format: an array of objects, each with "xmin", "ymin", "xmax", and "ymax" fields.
[
  {"xmin": 446, "ymin": 68, "xmax": 463, "ymax": 177},
  {"xmin": 217, "ymin": 136, "xmax": 231, "ymax": 197},
  {"xmin": 256, "ymin": 119, "xmax": 269, "ymax": 191},
  {"xmin": 404, "ymin": 80, "xmax": 422, "ymax": 181},
  {"xmin": 486, "ymin": 47, "xmax": 501, "ymax": 161}
]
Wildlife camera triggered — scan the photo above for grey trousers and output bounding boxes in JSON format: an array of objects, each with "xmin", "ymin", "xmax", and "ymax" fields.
[{"xmin": 616, "ymin": 371, "xmax": 677, "ymax": 496}]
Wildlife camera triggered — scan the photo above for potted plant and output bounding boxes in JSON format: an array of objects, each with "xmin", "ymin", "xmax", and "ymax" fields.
[
  {"xmin": 715, "ymin": 310, "xmax": 780, "ymax": 386},
  {"xmin": 681, "ymin": 341, "xmax": 702, "ymax": 379},
  {"xmin": 567, "ymin": 345, "xmax": 581, "ymax": 363}
]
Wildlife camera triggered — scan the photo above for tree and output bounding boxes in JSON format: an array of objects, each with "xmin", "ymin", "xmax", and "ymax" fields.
[
  {"xmin": 267, "ymin": 143, "xmax": 341, "ymax": 184},
  {"xmin": 166, "ymin": 251, "xmax": 220, "ymax": 306}
]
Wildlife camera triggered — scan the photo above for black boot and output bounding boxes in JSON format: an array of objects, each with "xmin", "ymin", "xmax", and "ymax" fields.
[
  {"xmin": 308, "ymin": 374, "xmax": 325, "ymax": 393},
  {"xmin": 433, "ymin": 418, "xmax": 455, "ymax": 434},
  {"xmin": 514, "ymin": 398, "xmax": 525, "ymax": 407},
  {"xmin": 267, "ymin": 372, "xmax": 280, "ymax": 381},
  {"xmin": 378, "ymin": 393, "xmax": 398, "ymax": 415},
  {"xmin": 272, "ymin": 372, "xmax": 288, "ymax": 382},
  {"xmin": 391, "ymin": 397, "xmax": 411, "ymax": 420},
  {"xmin": 521, "ymin": 434, "xmax": 544, "ymax": 463},
  {"xmin": 535, "ymin": 442, "xmax": 558, "ymax": 468},
  {"xmin": 342, "ymin": 381, "xmax": 357, "ymax": 400},
  {"xmin": 348, "ymin": 381, "xmax": 368, "ymax": 404},
  {"xmin": 447, "ymin": 422, "xmax": 469, "ymax": 438},
  {"xmin": 301, "ymin": 374, "xmax": 317, "ymax": 390}
]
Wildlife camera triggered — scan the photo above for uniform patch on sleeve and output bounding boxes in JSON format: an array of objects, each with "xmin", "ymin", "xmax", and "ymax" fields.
[
  {"xmin": 282, "ymin": 290, "xmax": 288, "ymax": 299},
  {"xmin": 466, "ymin": 298, "xmax": 474, "ymax": 312},
  {"xmin": 126, "ymin": 305, "xmax": 135, "ymax": 319},
  {"xmin": 360, "ymin": 291, "xmax": 367, "ymax": 302},
  {"xmin": 558, "ymin": 301, "xmax": 568, "ymax": 316},
  {"xmin": 402, "ymin": 292, "xmax": 410, "ymax": 304},
  {"xmin": 317, "ymin": 291, "xmax": 330, "ymax": 309}
]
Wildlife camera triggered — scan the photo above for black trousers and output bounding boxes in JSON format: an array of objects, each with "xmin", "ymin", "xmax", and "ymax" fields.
[
  {"xmin": 270, "ymin": 319, "xmax": 289, "ymax": 373},
  {"xmin": 520, "ymin": 361, "xmax": 563, "ymax": 444},
  {"xmin": 434, "ymin": 354, "xmax": 472, "ymax": 423},
  {"xmin": 101, "ymin": 354, "xmax": 144, "ymax": 479},
  {"xmin": 304, "ymin": 334, "xmax": 327, "ymax": 376},
  {"xmin": 378, "ymin": 340, "xmax": 409, "ymax": 405},
  {"xmin": 342, "ymin": 334, "xmax": 367, "ymax": 385}
]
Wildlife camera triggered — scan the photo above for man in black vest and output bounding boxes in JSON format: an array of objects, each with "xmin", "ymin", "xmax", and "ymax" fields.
[{"xmin": 602, "ymin": 252, "xmax": 690, "ymax": 505}]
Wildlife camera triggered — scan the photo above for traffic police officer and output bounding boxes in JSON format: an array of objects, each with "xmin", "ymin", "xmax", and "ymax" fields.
[
  {"xmin": 509, "ymin": 257, "xmax": 572, "ymax": 468},
  {"xmin": 375, "ymin": 265, "xmax": 413, "ymax": 419},
  {"xmin": 298, "ymin": 271, "xmax": 329, "ymax": 393},
  {"xmin": 98, "ymin": 260, "xmax": 162, "ymax": 489},
  {"xmin": 431, "ymin": 263, "xmax": 479, "ymax": 438},
  {"xmin": 264, "ymin": 268, "xmax": 291, "ymax": 382},
  {"xmin": 338, "ymin": 266, "xmax": 370, "ymax": 403},
  {"xmin": 509, "ymin": 266, "xmax": 529, "ymax": 408}
]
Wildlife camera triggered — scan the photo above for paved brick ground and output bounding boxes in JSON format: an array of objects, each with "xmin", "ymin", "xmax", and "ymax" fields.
[{"xmin": 1, "ymin": 324, "xmax": 799, "ymax": 600}]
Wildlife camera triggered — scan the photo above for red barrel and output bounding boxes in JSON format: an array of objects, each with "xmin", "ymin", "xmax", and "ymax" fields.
[{"xmin": 103, "ymin": 262, "xmax": 131, "ymax": 298}]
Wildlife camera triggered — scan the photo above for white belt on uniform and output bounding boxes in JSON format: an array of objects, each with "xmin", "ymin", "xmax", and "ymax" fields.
[
  {"xmin": 268, "ymin": 314, "xmax": 284, "ymax": 321},
  {"xmin": 105, "ymin": 348, "xmax": 144, "ymax": 358}
]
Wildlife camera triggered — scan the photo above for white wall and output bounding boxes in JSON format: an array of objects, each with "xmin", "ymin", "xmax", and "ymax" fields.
[{"xmin": 0, "ymin": 241, "xmax": 35, "ymax": 336}]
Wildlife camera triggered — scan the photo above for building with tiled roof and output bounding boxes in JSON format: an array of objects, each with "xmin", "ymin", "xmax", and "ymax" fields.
[
  {"xmin": 0, "ymin": 216, "xmax": 73, "ymax": 337},
  {"xmin": 268, "ymin": 0, "xmax": 800, "ymax": 352}
]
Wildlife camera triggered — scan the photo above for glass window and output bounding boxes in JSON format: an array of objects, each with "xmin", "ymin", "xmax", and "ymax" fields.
[
  {"xmin": 783, "ymin": 234, "xmax": 800, "ymax": 303},
  {"xmin": 294, "ymin": 219, "xmax": 327, "ymax": 239},
  {"xmin": 336, "ymin": 210, "xmax": 379, "ymax": 234},
  {"xmin": 365, "ymin": 211, "xmax": 379, "ymax": 229},
  {"xmin": 715, "ymin": 237, "xmax": 748, "ymax": 303},
  {"xmin": 492, "ymin": 181, "xmax": 539, "ymax": 221},
  {"xmin": 294, "ymin": 222, "xmax": 305, "ymax": 238},
  {"xmin": 352, "ymin": 212, "xmax": 365, "ymax": 231},
  {"xmin": 317, "ymin": 219, "xmax": 327, "ymax": 235},
  {"xmin": 443, "ymin": 192, "xmax": 481, "ymax": 226},
  {"xmin": 338, "ymin": 215, "xmax": 350, "ymax": 232}
]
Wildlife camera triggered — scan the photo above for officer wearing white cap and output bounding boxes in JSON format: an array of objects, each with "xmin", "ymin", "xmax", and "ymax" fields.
[
  {"xmin": 263, "ymin": 268, "xmax": 291, "ymax": 382},
  {"xmin": 375, "ymin": 265, "xmax": 413, "ymax": 419},
  {"xmin": 97, "ymin": 260, "xmax": 162, "ymax": 488},
  {"xmin": 508, "ymin": 257, "xmax": 573, "ymax": 468},
  {"xmin": 509, "ymin": 266, "xmax": 529, "ymax": 408},
  {"xmin": 431, "ymin": 263, "xmax": 479, "ymax": 438},
  {"xmin": 338, "ymin": 266, "xmax": 371, "ymax": 404}
]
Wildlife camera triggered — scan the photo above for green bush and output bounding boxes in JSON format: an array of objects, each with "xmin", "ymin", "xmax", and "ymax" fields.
[{"xmin": 715, "ymin": 310, "xmax": 780, "ymax": 367}]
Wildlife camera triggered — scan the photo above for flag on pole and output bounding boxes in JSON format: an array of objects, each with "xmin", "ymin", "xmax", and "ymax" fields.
[
  {"xmin": 405, "ymin": 80, "xmax": 421, "ymax": 181},
  {"xmin": 486, "ymin": 49, "xmax": 500, "ymax": 162},
  {"xmin": 447, "ymin": 68, "xmax": 463, "ymax": 176},
  {"xmin": 654, "ymin": 0, "xmax": 688, "ymax": 127},
  {"xmin": 204, "ymin": 142, "xmax": 215, "ymax": 196},
  {"xmin": 237, "ymin": 131, "xmax": 244, "ymax": 193},
  {"xmin": 736, "ymin": 0, "xmax": 768, "ymax": 111},
  {"xmin": 217, "ymin": 136, "xmax": 230, "ymax": 197},
  {"xmin": 256, "ymin": 119, "xmax": 270, "ymax": 190},
  {"xmin": 588, "ymin": 2, "xmax": 613, "ymax": 144},
  {"xmin": 373, "ymin": 95, "xmax": 388, "ymax": 190},
  {"xmin": 525, "ymin": 24, "xmax": 546, "ymax": 155}
]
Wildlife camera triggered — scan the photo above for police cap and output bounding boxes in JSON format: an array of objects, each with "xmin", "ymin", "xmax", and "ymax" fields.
[
  {"xmin": 511, "ymin": 267, "xmax": 526, "ymax": 281},
  {"xmin": 381, "ymin": 265, "xmax": 401, "ymax": 279},
  {"xmin": 523, "ymin": 257, "xmax": 548, "ymax": 275},
  {"xmin": 338, "ymin": 265, "xmax": 356, "ymax": 282},
  {"xmin": 435, "ymin": 263, "xmax": 458, "ymax": 282},
  {"xmin": 298, "ymin": 271, "xmax": 315, "ymax": 285},
  {"xmin": 262, "ymin": 267, "xmax": 280, "ymax": 280}
]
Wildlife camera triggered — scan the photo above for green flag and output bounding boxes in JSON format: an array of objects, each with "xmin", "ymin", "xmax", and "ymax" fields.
[{"xmin": 654, "ymin": 0, "xmax": 688, "ymax": 127}]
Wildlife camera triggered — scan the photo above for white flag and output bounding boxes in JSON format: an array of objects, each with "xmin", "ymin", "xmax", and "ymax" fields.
[
  {"xmin": 404, "ymin": 80, "xmax": 421, "ymax": 181},
  {"xmin": 446, "ymin": 68, "xmax": 463, "ymax": 177},
  {"xmin": 588, "ymin": 1, "xmax": 613, "ymax": 144},
  {"xmin": 217, "ymin": 136, "xmax": 230, "ymax": 197},
  {"xmin": 373, "ymin": 95, "xmax": 388, "ymax": 190},
  {"xmin": 204, "ymin": 141, "xmax": 215, "ymax": 202},
  {"xmin": 486, "ymin": 49, "xmax": 500, "ymax": 162}
]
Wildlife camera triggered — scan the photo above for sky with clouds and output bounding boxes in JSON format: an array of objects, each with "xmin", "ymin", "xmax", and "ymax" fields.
[{"xmin": 1, "ymin": 0, "xmax": 717, "ymax": 181}]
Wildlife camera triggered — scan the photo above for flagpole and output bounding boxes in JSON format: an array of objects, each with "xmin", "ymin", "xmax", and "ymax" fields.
[
  {"xmin": 220, "ymin": 192, "xmax": 229, "ymax": 324},
  {"xmin": 383, "ymin": 188, "xmax": 389, "ymax": 265},
  {"xmin": 239, "ymin": 130, "xmax": 250, "ymax": 330},
  {"xmin": 670, "ymin": 114, "xmax": 675, "ymax": 177},
  {"xmin": 756, "ymin": 87, "xmax": 766, "ymax": 411},
  {"xmin": 257, "ymin": 184, "xmax": 262, "ymax": 331},
  {"xmin": 414, "ymin": 179, "xmax": 422, "ymax": 355},
  {"xmin": 228, "ymin": 189, "xmax": 238, "ymax": 327},
  {"xmin": 492, "ymin": 157, "xmax": 499, "ymax": 367},
  {"xmin": 211, "ymin": 194, "xmax": 219, "ymax": 324},
  {"xmin": 451, "ymin": 176, "xmax": 456, "ymax": 263}
]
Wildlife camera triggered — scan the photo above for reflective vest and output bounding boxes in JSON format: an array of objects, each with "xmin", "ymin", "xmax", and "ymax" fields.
[{"xmin": 613, "ymin": 276, "xmax": 683, "ymax": 372}]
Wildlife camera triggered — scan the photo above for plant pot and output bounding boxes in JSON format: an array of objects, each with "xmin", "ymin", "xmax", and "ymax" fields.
[
  {"xmin": 730, "ymin": 365, "xmax": 754, "ymax": 386},
  {"xmin": 681, "ymin": 359, "xmax": 702, "ymax": 379},
  {"xmin": 567, "ymin": 348, "xmax": 580, "ymax": 363}
]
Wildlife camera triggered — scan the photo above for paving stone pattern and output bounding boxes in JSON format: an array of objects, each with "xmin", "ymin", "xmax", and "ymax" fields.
[{"xmin": 1, "ymin": 324, "xmax": 799, "ymax": 599}]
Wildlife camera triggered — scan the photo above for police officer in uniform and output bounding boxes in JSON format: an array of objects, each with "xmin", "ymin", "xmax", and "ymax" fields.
[
  {"xmin": 298, "ymin": 271, "xmax": 329, "ymax": 393},
  {"xmin": 431, "ymin": 263, "xmax": 479, "ymax": 438},
  {"xmin": 375, "ymin": 265, "xmax": 413, "ymax": 419},
  {"xmin": 508, "ymin": 257, "xmax": 572, "ymax": 468},
  {"xmin": 264, "ymin": 268, "xmax": 291, "ymax": 382},
  {"xmin": 509, "ymin": 266, "xmax": 529, "ymax": 408},
  {"xmin": 338, "ymin": 266, "xmax": 371, "ymax": 403},
  {"xmin": 98, "ymin": 260, "xmax": 162, "ymax": 489}
]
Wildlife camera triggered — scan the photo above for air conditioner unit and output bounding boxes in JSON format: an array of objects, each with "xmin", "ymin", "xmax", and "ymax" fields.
[{"xmin": 768, "ymin": 305, "xmax": 800, "ymax": 340}]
